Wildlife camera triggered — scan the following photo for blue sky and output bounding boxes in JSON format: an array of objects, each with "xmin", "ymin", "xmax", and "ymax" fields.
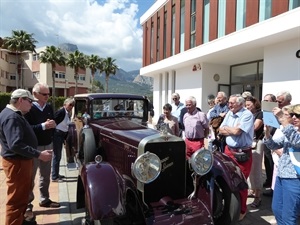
[{"xmin": 0, "ymin": 0, "xmax": 155, "ymax": 71}]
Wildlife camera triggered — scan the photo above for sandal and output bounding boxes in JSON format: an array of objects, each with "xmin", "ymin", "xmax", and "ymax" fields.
[
  {"xmin": 250, "ymin": 197, "xmax": 261, "ymax": 208},
  {"xmin": 247, "ymin": 190, "xmax": 255, "ymax": 198}
]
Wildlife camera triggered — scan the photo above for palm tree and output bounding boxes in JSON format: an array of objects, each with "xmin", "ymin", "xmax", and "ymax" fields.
[
  {"xmin": 101, "ymin": 57, "xmax": 118, "ymax": 93},
  {"xmin": 2, "ymin": 30, "xmax": 37, "ymax": 89},
  {"xmin": 86, "ymin": 54, "xmax": 103, "ymax": 92},
  {"xmin": 66, "ymin": 50, "xmax": 86, "ymax": 95},
  {"xmin": 39, "ymin": 46, "xmax": 66, "ymax": 109}
]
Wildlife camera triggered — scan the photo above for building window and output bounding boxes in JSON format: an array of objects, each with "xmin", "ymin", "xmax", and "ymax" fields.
[
  {"xmin": 163, "ymin": 10, "xmax": 167, "ymax": 59},
  {"xmin": 180, "ymin": 0, "xmax": 185, "ymax": 52},
  {"xmin": 203, "ymin": 0, "xmax": 210, "ymax": 43},
  {"xmin": 190, "ymin": 0, "xmax": 196, "ymax": 48},
  {"xmin": 33, "ymin": 71, "xmax": 40, "ymax": 79},
  {"xmin": 289, "ymin": 0, "xmax": 300, "ymax": 9},
  {"xmin": 10, "ymin": 75, "xmax": 16, "ymax": 80},
  {"xmin": 79, "ymin": 75, "xmax": 85, "ymax": 81},
  {"xmin": 236, "ymin": 0, "xmax": 246, "ymax": 30},
  {"xmin": 171, "ymin": 4, "xmax": 176, "ymax": 55},
  {"xmin": 259, "ymin": 0, "xmax": 272, "ymax": 21},
  {"xmin": 55, "ymin": 72, "xmax": 65, "ymax": 79},
  {"xmin": 151, "ymin": 22, "xmax": 154, "ymax": 63},
  {"xmin": 33, "ymin": 54, "xmax": 39, "ymax": 61},
  {"xmin": 218, "ymin": 0, "xmax": 226, "ymax": 37},
  {"xmin": 157, "ymin": 16, "xmax": 160, "ymax": 61},
  {"xmin": 230, "ymin": 60, "xmax": 263, "ymax": 99}
]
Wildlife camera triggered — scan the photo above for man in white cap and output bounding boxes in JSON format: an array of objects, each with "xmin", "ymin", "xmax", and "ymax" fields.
[{"xmin": 0, "ymin": 89, "xmax": 53, "ymax": 225}]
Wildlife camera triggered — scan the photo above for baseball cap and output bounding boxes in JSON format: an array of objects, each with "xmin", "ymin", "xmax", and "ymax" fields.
[
  {"xmin": 11, "ymin": 89, "xmax": 36, "ymax": 101},
  {"xmin": 242, "ymin": 91, "xmax": 252, "ymax": 98}
]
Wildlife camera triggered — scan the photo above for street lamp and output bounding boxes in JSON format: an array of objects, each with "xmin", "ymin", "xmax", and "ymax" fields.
[{"xmin": 65, "ymin": 79, "xmax": 68, "ymax": 97}]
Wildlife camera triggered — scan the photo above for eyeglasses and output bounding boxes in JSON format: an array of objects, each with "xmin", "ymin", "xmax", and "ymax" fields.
[
  {"xmin": 23, "ymin": 98, "xmax": 33, "ymax": 103},
  {"xmin": 172, "ymin": 98, "xmax": 178, "ymax": 100},
  {"xmin": 289, "ymin": 113, "xmax": 300, "ymax": 119},
  {"xmin": 39, "ymin": 92, "xmax": 50, "ymax": 96}
]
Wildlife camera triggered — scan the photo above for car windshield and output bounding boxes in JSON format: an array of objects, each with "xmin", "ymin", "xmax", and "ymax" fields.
[{"xmin": 91, "ymin": 98, "xmax": 145, "ymax": 120}]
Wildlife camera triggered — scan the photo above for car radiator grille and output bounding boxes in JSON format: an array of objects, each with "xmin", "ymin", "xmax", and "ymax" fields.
[{"xmin": 143, "ymin": 141, "xmax": 186, "ymax": 204}]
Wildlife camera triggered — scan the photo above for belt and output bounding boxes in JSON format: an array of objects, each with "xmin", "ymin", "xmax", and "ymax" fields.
[
  {"xmin": 186, "ymin": 138, "xmax": 204, "ymax": 141},
  {"xmin": 228, "ymin": 146, "xmax": 252, "ymax": 153}
]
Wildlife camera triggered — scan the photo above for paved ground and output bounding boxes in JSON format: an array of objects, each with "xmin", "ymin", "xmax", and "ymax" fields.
[{"xmin": 0, "ymin": 150, "xmax": 277, "ymax": 225}]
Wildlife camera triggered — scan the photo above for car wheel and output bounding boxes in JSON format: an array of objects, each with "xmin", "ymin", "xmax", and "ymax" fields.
[
  {"xmin": 213, "ymin": 178, "xmax": 240, "ymax": 225},
  {"xmin": 79, "ymin": 128, "xmax": 97, "ymax": 164}
]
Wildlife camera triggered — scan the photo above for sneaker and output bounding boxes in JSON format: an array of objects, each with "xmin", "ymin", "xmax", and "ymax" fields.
[
  {"xmin": 52, "ymin": 178, "xmax": 63, "ymax": 182},
  {"xmin": 24, "ymin": 210, "xmax": 35, "ymax": 221},
  {"xmin": 39, "ymin": 199, "xmax": 60, "ymax": 208},
  {"xmin": 22, "ymin": 220, "xmax": 37, "ymax": 225},
  {"xmin": 250, "ymin": 198, "xmax": 262, "ymax": 208}
]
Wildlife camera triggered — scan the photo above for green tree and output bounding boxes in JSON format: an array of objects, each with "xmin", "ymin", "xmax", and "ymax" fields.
[
  {"xmin": 66, "ymin": 50, "xmax": 86, "ymax": 95},
  {"xmin": 90, "ymin": 79, "xmax": 104, "ymax": 93},
  {"xmin": 2, "ymin": 30, "xmax": 37, "ymax": 89},
  {"xmin": 39, "ymin": 45, "xmax": 66, "ymax": 109},
  {"xmin": 101, "ymin": 57, "xmax": 118, "ymax": 93},
  {"xmin": 86, "ymin": 54, "xmax": 103, "ymax": 92}
]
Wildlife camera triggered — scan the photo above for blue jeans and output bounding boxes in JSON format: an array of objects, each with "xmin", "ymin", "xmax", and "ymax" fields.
[
  {"xmin": 272, "ymin": 176, "xmax": 300, "ymax": 225},
  {"xmin": 51, "ymin": 130, "xmax": 66, "ymax": 180}
]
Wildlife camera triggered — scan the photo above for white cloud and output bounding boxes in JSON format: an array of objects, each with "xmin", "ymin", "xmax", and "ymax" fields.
[{"xmin": 0, "ymin": 0, "xmax": 145, "ymax": 71}]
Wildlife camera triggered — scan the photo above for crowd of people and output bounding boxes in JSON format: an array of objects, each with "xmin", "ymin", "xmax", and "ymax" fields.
[
  {"xmin": 0, "ymin": 83, "xmax": 74, "ymax": 225},
  {"xmin": 155, "ymin": 90, "xmax": 300, "ymax": 224},
  {"xmin": 1, "ymin": 84, "xmax": 300, "ymax": 225}
]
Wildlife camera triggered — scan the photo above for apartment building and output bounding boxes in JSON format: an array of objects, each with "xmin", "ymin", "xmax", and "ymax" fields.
[
  {"xmin": 0, "ymin": 46, "xmax": 90, "ymax": 96},
  {"xmin": 140, "ymin": 0, "xmax": 300, "ymax": 120}
]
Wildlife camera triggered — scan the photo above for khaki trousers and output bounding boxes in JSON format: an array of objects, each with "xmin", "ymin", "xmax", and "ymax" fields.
[{"xmin": 2, "ymin": 157, "xmax": 33, "ymax": 225}]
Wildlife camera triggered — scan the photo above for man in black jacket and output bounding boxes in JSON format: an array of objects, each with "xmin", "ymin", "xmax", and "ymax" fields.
[
  {"xmin": 52, "ymin": 98, "xmax": 74, "ymax": 181},
  {"xmin": 0, "ymin": 89, "xmax": 52, "ymax": 225},
  {"xmin": 25, "ymin": 83, "xmax": 59, "ymax": 219}
]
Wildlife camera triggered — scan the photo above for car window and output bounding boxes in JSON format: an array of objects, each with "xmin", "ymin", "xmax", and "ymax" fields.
[
  {"xmin": 75, "ymin": 100, "xmax": 88, "ymax": 118},
  {"xmin": 91, "ymin": 98, "xmax": 145, "ymax": 119}
]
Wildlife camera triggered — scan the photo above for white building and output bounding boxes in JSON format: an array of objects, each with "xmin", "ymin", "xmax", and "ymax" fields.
[{"xmin": 140, "ymin": 0, "xmax": 300, "ymax": 121}]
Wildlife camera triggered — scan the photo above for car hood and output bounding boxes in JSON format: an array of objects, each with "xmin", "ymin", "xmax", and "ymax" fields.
[{"xmin": 91, "ymin": 118, "xmax": 159, "ymax": 143}]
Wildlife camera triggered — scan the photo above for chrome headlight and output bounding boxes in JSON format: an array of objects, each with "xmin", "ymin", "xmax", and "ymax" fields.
[
  {"xmin": 190, "ymin": 149, "xmax": 213, "ymax": 175},
  {"xmin": 132, "ymin": 152, "xmax": 161, "ymax": 184}
]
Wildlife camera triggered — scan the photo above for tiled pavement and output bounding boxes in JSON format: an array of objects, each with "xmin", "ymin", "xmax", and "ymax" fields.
[{"xmin": 0, "ymin": 150, "xmax": 277, "ymax": 225}]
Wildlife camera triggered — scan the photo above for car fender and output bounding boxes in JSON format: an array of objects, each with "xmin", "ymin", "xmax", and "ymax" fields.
[
  {"xmin": 80, "ymin": 162, "xmax": 126, "ymax": 220},
  {"xmin": 196, "ymin": 150, "xmax": 247, "ymax": 202},
  {"xmin": 210, "ymin": 150, "xmax": 248, "ymax": 191}
]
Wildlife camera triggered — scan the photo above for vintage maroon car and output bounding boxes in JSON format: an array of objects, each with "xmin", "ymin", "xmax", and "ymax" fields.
[{"xmin": 66, "ymin": 93, "xmax": 247, "ymax": 225}]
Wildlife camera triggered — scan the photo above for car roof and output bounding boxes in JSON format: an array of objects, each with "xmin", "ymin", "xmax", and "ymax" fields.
[{"xmin": 74, "ymin": 93, "xmax": 146, "ymax": 100}]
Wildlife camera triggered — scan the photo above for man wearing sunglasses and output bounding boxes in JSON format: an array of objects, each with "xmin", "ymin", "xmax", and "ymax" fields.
[
  {"xmin": 0, "ymin": 89, "xmax": 53, "ymax": 225},
  {"xmin": 24, "ymin": 83, "xmax": 60, "ymax": 221}
]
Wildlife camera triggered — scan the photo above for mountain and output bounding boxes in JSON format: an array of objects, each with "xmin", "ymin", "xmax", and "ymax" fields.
[{"xmin": 94, "ymin": 69, "xmax": 153, "ymax": 97}]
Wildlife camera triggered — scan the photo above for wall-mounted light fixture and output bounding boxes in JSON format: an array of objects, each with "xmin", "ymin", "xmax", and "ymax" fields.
[{"xmin": 192, "ymin": 64, "xmax": 201, "ymax": 71}]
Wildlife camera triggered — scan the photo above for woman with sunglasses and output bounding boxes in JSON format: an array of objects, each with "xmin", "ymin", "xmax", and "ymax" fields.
[{"xmin": 264, "ymin": 104, "xmax": 300, "ymax": 225}]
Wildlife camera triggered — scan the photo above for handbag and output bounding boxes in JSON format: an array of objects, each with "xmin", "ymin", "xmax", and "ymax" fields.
[
  {"xmin": 288, "ymin": 147, "xmax": 300, "ymax": 175},
  {"xmin": 252, "ymin": 132, "xmax": 264, "ymax": 149}
]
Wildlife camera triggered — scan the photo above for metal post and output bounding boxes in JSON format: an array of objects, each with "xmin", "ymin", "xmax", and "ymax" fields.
[
  {"xmin": 15, "ymin": 52, "xmax": 19, "ymax": 89},
  {"xmin": 64, "ymin": 79, "xmax": 68, "ymax": 97}
]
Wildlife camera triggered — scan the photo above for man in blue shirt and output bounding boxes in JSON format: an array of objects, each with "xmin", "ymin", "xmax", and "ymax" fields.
[
  {"xmin": 219, "ymin": 94, "xmax": 254, "ymax": 221},
  {"xmin": 209, "ymin": 91, "xmax": 229, "ymax": 119}
]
